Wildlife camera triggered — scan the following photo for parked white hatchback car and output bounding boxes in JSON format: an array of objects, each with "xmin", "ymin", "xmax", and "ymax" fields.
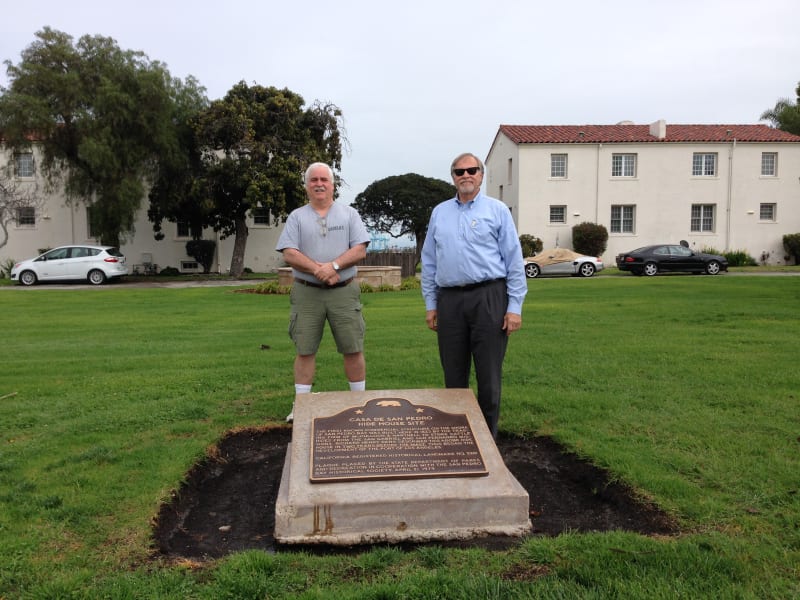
[{"xmin": 11, "ymin": 245, "xmax": 128, "ymax": 286}]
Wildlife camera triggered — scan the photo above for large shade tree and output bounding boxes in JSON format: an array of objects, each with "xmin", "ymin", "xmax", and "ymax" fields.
[
  {"xmin": 761, "ymin": 81, "xmax": 800, "ymax": 135},
  {"xmin": 150, "ymin": 81, "xmax": 345, "ymax": 277},
  {"xmin": 353, "ymin": 173, "xmax": 455, "ymax": 267},
  {"xmin": 0, "ymin": 27, "xmax": 206, "ymax": 247}
]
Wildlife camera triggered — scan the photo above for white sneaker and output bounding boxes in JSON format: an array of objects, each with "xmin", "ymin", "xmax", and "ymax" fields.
[{"xmin": 285, "ymin": 410, "xmax": 294, "ymax": 423}]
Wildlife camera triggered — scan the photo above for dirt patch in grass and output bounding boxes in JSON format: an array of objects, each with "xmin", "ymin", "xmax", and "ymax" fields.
[{"xmin": 153, "ymin": 426, "xmax": 678, "ymax": 560}]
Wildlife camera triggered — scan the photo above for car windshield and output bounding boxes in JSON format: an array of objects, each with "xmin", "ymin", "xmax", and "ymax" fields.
[{"xmin": 105, "ymin": 247, "xmax": 124, "ymax": 257}]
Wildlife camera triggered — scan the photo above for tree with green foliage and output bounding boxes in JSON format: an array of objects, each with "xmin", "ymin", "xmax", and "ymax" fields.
[
  {"xmin": 0, "ymin": 27, "xmax": 206, "ymax": 247},
  {"xmin": 353, "ymin": 173, "xmax": 455, "ymax": 267},
  {"xmin": 572, "ymin": 221, "xmax": 608, "ymax": 257},
  {"xmin": 519, "ymin": 233, "xmax": 543, "ymax": 257},
  {"xmin": 150, "ymin": 81, "xmax": 344, "ymax": 277},
  {"xmin": 761, "ymin": 81, "xmax": 800, "ymax": 135}
]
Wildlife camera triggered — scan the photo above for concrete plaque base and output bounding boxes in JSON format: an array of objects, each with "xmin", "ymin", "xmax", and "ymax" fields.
[{"xmin": 274, "ymin": 389, "xmax": 531, "ymax": 546}]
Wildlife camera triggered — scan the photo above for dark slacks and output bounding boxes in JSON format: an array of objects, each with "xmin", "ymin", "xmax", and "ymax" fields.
[{"xmin": 436, "ymin": 279, "xmax": 509, "ymax": 438}]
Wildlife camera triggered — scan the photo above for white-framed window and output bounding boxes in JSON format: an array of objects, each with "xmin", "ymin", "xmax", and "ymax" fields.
[
  {"xmin": 759, "ymin": 203, "xmax": 776, "ymax": 222},
  {"xmin": 761, "ymin": 152, "xmax": 777, "ymax": 176},
  {"xmin": 550, "ymin": 154, "xmax": 567, "ymax": 178},
  {"xmin": 610, "ymin": 205, "xmax": 636, "ymax": 233},
  {"xmin": 252, "ymin": 206, "xmax": 270, "ymax": 226},
  {"xmin": 16, "ymin": 206, "xmax": 36, "ymax": 227},
  {"xmin": 549, "ymin": 205, "xmax": 566, "ymax": 224},
  {"xmin": 691, "ymin": 204, "xmax": 715, "ymax": 232},
  {"xmin": 611, "ymin": 153, "xmax": 637, "ymax": 177},
  {"xmin": 14, "ymin": 153, "xmax": 34, "ymax": 178},
  {"xmin": 692, "ymin": 153, "xmax": 717, "ymax": 176}
]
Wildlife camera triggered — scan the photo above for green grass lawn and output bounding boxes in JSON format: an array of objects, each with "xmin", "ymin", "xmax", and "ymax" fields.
[{"xmin": 1, "ymin": 275, "xmax": 798, "ymax": 598}]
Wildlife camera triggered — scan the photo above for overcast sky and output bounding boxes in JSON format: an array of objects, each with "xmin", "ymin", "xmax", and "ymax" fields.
[{"xmin": 2, "ymin": 0, "xmax": 798, "ymax": 212}]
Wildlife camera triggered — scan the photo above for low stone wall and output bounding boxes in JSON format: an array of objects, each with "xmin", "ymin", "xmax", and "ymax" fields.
[{"xmin": 278, "ymin": 266, "xmax": 402, "ymax": 289}]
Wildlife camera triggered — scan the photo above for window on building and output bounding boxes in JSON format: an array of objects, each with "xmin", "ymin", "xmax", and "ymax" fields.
[
  {"xmin": 610, "ymin": 205, "xmax": 636, "ymax": 233},
  {"xmin": 550, "ymin": 154, "xmax": 567, "ymax": 178},
  {"xmin": 759, "ymin": 203, "xmax": 776, "ymax": 221},
  {"xmin": 86, "ymin": 207, "xmax": 100, "ymax": 239},
  {"xmin": 16, "ymin": 206, "xmax": 36, "ymax": 227},
  {"xmin": 690, "ymin": 204, "xmax": 715, "ymax": 232},
  {"xmin": 507, "ymin": 157, "xmax": 513, "ymax": 185},
  {"xmin": 176, "ymin": 220, "xmax": 203, "ymax": 238},
  {"xmin": 761, "ymin": 152, "xmax": 777, "ymax": 176},
  {"xmin": 549, "ymin": 205, "xmax": 566, "ymax": 224},
  {"xmin": 14, "ymin": 153, "xmax": 34, "ymax": 178},
  {"xmin": 692, "ymin": 153, "xmax": 717, "ymax": 176},
  {"xmin": 611, "ymin": 153, "xmax": 637, "ymax": 177},
  {"xmin": 252, "ymin": 206, "xmax": 270, "ymax": 226}
]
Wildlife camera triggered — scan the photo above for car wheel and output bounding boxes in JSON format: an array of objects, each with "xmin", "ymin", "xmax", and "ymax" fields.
[
  {"xmin": 705, "ymin": 260, "xmax": 721, "ymax": 275},
  {"xmin": 19, "ymin": 270, "xmax": 37, "ymax": 286},
  {"xmin": 643, "ymin": 262, "xmax": 658, "ymax": 276},
  {"xmin": 577, "ymin": 263, "xmax": 596, "ymax": 277},
  {"xmin": 88, "ymin": 269, "xmax": 106, "ymax": 285},
  {"xmin": 525, "ymin": 263, "xmax": 540, "ymax": 278}
]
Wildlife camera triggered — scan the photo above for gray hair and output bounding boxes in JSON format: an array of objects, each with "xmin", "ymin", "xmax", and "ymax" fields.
[
  {"xmin": 304, "ymin": 162, "xmax": 335, "ymax": 184},
  {"xmin": 450, "ymin": 153, "xmax": 484, "ymax": 174}
]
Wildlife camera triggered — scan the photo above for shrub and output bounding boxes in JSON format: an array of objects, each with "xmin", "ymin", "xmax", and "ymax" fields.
[
  {"xmin": 185, "ymin": 240, "xmax": 216, "ymax": 274},
  {"xmin": 723, "ymin": 249, "xmax": 757, "ymax": 267},
  {"xmin": 400, "ymin": 276, "xmax": 420, "ymax": 290},
  {"xmin": 783, "ymin": 233, "xmax": 800, "ymax": 264},
  {"xmin": 0, "ymin": 258, "xmax": 16, "ymax": 278},
  {"xmin": 572, "ymin": 222, "xmax": 608, "ymax": 257},
  {"xmin": 251, "ymin": 281, "xmax": 291, "ymax": 295},
  {"xmin": 159, "ymin": 266, "xmax": 180, "ymax": 276},
  {"xmin": 519, "ymin": 234, "xmax": 543, "ymax": 257}
]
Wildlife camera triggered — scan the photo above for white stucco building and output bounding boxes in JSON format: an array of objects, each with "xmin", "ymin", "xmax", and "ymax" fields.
[
  {"xmin": 1, "ymin": 145, "xmax": 285, "ymax": 274},
  {"xmin": 485, "ymin": 120, "xmax": 800, "ymax": 264}
]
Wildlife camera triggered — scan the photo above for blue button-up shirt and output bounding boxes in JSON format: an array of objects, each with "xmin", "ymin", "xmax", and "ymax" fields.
[{"xmin": 421, "ymin": 191, "xmax": 527, "ymax": 314}]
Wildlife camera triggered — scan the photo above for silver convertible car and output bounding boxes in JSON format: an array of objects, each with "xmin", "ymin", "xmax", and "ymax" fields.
[{"xmin": 523, "ymin": 248, "xmax": 604, "ymax": 278}]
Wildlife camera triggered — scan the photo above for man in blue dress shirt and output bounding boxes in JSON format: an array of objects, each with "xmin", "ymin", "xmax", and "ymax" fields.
[{"xmin": 421, "ymin": 152, "xmax": 527, "ymax": 438}]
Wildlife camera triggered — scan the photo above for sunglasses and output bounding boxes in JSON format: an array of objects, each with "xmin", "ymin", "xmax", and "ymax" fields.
[
  {"xmin": 452, "ymin": 166, "xmax": 481, "ymax": 176},
  {"xmin": 317, "ymin": 217, "xmax": 327, "ymax": 237}
]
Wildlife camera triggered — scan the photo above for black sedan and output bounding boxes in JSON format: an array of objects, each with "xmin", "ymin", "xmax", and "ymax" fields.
[{"xmin": 615, "ymin": 244, "xmax": 728, "ymax": 276}]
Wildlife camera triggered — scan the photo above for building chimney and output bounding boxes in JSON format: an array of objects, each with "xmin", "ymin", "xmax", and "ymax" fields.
[{"xmin": 649, "ymin": 119, "xmax": 667, "ymax": 139}]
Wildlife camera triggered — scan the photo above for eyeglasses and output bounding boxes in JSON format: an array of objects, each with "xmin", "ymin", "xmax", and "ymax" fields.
[
  {"xmin": 452, "ymin": 166, "xmax": 481, "ymax": 176},
  {"xmin": 317, "ymin": 217, "xmax": 327, "ymax": 237}
]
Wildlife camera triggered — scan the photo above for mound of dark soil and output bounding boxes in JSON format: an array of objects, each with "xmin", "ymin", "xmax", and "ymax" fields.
[{"xmin": 153, "ymin": 427, "xmax": 677, "ymax": 559}]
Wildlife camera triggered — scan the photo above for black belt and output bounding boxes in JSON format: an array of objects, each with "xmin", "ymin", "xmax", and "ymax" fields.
[
  {"xmin": 295, "ymin": 277, "xmax": 354, "ymax": 289},
  {"xmin": 442, "ymin": 277, "xmax": 505, "ymax": 291}
]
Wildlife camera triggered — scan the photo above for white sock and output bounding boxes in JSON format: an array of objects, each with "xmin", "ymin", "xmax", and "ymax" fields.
[
  {"xmin": 295, "ymin": 383, "xmax": 312, "ymax": 394},
  {"xmin": 349, "ymin": 380, "xmax": 366, "ymax": 392}
]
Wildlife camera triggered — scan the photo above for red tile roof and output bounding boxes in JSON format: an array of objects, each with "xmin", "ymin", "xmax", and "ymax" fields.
[{"xmin": 498, "ymin": 124, "xmax": 800, "ymax": 144}]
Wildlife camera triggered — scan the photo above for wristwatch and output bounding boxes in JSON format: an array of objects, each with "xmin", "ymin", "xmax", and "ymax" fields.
[{"xmin": 332, "ymin": 261, "xmax": 341, "ymax": 271}]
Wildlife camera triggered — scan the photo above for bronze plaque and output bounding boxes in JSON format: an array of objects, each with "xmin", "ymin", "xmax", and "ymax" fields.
[{"xmin": 310, "ymin": 397, "xmax": 488, "ymax": 483}]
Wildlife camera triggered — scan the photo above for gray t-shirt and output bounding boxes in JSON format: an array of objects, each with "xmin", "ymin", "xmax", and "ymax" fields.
[{"xmin": 276, "ymin": 202, "xmax": 370, "ymax": 283}]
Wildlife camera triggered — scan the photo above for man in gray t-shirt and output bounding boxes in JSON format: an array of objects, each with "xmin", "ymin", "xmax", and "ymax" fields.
[{"xmin": 275, "ymin": 162, "xmax": 370, "ymax": 422}]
